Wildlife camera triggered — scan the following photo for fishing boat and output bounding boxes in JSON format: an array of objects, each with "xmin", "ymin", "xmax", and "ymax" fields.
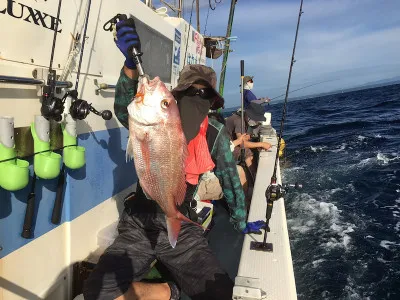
[{"xmin": 0, "ymin": 0, "xmax": 298, "ymax": 299}]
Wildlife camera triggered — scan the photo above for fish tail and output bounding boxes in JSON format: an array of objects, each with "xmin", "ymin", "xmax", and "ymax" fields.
[
  {"xmin": 177, "ymin": 211, "xmax": 209, "ymax": 231},
  {"xmin": 166, "ymin": 216, "xmax": 181, "ymax": 248},
  {"xmin": 166, "ymin": 212, "xmax": 209, "ymax": 248}
]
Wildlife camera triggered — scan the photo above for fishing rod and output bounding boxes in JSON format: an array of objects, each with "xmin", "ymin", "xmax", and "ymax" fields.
[
  {"xmin": 240, "ymin": 60, "xmax": 245, "ymax": 161},
  {"xmin": 22, "ymin": 0, "xmax": 64, "ymax": 239},
  {"xmin": 51, "ymin": 0, "xmax": 112, "ymax": 225},
  {"xmin": 40, "ymin": 0, "xmax": 64, "ymax": 122},
  {"xmin": 50, "ymin": 0, "xmax": 94, "ymax": 227},
  {"xmin": 66, "ymin": 0, "xmax": 112, "ymax": 121},
  {"xmin": 251, "ymin": 0, "xmax": 304, "ymax": 252},
  {"xmin": 41, "ymin": 0, "xmax": 112, "ymax": 122}
]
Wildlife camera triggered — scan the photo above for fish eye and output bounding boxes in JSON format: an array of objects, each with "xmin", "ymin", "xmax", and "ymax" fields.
[{"xmin": 161, "ymin": 99, "xmax": 169, "ymax": 109}]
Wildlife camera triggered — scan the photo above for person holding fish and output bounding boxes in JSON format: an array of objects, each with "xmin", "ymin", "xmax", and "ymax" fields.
[{"xmin": 84, "ymin": 16, "xmax": 267, "ymax": 300}]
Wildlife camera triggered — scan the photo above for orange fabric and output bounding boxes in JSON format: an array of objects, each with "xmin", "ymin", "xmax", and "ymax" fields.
[{"xmin": 185, "ymin": 116, "xmax": 215, "ymax": 184}]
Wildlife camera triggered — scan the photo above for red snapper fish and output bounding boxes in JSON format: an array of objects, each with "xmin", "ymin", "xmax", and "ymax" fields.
[{"xmin": 126, "ymin": 76, "xmax": 202, "ymax": 248}]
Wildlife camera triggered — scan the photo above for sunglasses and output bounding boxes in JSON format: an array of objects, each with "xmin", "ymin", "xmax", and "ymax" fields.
[
  {"xmin": 185, "ymin": 86, "xmax": 217, "ymax": 99},
  {"xmin": 248, "ymin": 79, "xmax": 253, "ymax": 83}
]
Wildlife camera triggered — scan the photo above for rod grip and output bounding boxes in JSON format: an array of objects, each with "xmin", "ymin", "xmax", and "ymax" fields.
[
  {"xmin": 266, "ymin": 200, "xmax": 274, "ymax": 221},
  {"xmin": 21, "ymin": 190, "xmax": 35, "ymax": 239},
  {"xmin": 240, "ymin": 60, "xmax": 244, "ymax": 77},
  {"xmin": 51, "ymin": 168, "xmax": 65, "ymax": 224}
]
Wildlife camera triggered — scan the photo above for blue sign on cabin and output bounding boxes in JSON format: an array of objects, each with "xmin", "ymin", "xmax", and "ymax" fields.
[{"xmin": 174, "ymin": 29, "xmax": 181, "ymax": 65}]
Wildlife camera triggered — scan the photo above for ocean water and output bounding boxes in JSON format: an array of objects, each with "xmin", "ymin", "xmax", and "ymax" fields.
[{"xmin": 223, "ymin": 84, "xmax": 400, "ymax": 300}]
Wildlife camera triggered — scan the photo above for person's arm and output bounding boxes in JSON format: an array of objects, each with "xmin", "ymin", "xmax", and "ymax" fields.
[
  {"xmin": 251, "ymin": 97, "xmax": 271, "ymax": 105},
  {"xmin": 245, "ymin": 90, "xmax": 270, "ymax": 105},
  {"xmin": 211, "ymin": 128, "xmax": 247, "ymax": 232},
  {"xmin": 113, "ymin": 17, "xmax": 141, "ymax": 128},
  {"xmin": 231, "ymin": 133, "xmax": 250, "ymax": 148},
  {"xmin": 235, "ymin": 132, "xmax": 271, "ymax": 150},
  {"xmin": 114, "ymin": 67, "xmax": 139, "ymax": 129}
]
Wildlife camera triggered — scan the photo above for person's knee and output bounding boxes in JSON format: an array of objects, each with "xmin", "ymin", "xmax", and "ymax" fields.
[{"xmin": 245, "ymin": 155, "xmax": 253, "ymax": 166}]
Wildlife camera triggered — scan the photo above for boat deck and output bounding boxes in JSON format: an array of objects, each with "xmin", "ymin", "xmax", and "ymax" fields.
[{"xmin": 233, "ymin": 130, "xmax": 297, "ymax": 300}]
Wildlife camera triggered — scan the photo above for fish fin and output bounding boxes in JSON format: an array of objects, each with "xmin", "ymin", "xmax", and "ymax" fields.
[
  {"xmin": 126, "ymin": 137, "xmax": 134, "ymax": 162},
  {"xmin": 166, "ymin": 216, "xmax": 181, "ymax": 248}
]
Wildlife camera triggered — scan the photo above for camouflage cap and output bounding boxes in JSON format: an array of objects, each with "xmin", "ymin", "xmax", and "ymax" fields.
[{"xmin": 171, "ymin": 64, "xmax": 224, "ymax": 110}]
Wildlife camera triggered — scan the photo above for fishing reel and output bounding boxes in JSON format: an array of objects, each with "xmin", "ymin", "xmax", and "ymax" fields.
[
  {"xmin": 41, "ymin": 87, "xmax": 112, "ymax": 121},
  {"xmin": 41, "ymin": 70, "xmax": 65, "ymax": 122},
  {"xmin": 265, "ymin": 182, "xmax": 303, "ymax": 203},
  {"xmin": 41, "ymin": 91, "xmax": 65, "ymax": 122},
  {"xmin": 264, "ymin": 180, "xmax": 302, "ymax": 230},
  {"xmin": 67, "ymin": 90, "xmax": 112, "ymax": 121},
  {"xmin": 70, "ymin": 98, "xmax": 112, "ymax": 120}
]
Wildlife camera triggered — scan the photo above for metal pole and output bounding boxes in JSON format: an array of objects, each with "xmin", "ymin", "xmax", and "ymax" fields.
[
  {"xmin": 218, "ymin": 0, "xmax": 237, "ymax": 97},
  {"xmin": 178, "ymin": 0, "xmax": 183, "ymax": 17},
  {"xmin": 240, "ymin": 59, "xmax": 246, "ymax": 172},
  {"xmin": 240, "ymin": 60, "xmax": 245, "ymax": 136},
  {"xmin": 196, "ymin": 0, "xmax": 200, "ymax": 32}
]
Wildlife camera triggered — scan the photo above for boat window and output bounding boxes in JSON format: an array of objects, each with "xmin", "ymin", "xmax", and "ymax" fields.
[{"xmin": 134, "ymin": 18, "xmax": 173, "ymax": 83}]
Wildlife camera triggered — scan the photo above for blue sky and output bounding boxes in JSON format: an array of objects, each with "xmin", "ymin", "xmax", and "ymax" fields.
[{"xmin": 154, "ymin": 0, "xmax": 400, "ymax": 108}]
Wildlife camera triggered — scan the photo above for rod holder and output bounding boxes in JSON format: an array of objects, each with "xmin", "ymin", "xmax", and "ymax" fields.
[
  {"xmin": 0, "ymin": 116, "xmax": 15, "ymax": 148},
  {"xmin": 63, "ymin": 115, "xmax": 85, "ymax": 169},
  {"xmin": 31, "ymin": 116, "xmax": 61, "ymax": 179},
  {"xmin": 94, "ymin": 79, "xmax": 116, "ymax": 95},
  {"xmin": 0, "ymin": 116, "xmax": 29, "ymax": 191}
]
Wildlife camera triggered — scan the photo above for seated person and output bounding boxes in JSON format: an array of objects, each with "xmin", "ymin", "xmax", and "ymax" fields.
[
  {"xmin": 225, "ymin": 102, "xmax": 272, "ymax": 177},
  {"xmin": 208, "ymin": 112, "xmax": 253, "ymax": 206},
  {"xmin": 230, "ymin": 134, "xmax": 252, "ymax": 206}
]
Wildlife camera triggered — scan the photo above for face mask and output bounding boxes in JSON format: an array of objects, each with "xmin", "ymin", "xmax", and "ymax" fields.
[
  {"xmin": 248, "ymin": 119, "xmax": 258, "ymax": 127},
  {"xmin": 177, "ymin": 95, "xmax": 211, "ymax": 142},
  {"xmin": 245, "ymin": 82, "xmax": 254, "ymax": 90}
]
